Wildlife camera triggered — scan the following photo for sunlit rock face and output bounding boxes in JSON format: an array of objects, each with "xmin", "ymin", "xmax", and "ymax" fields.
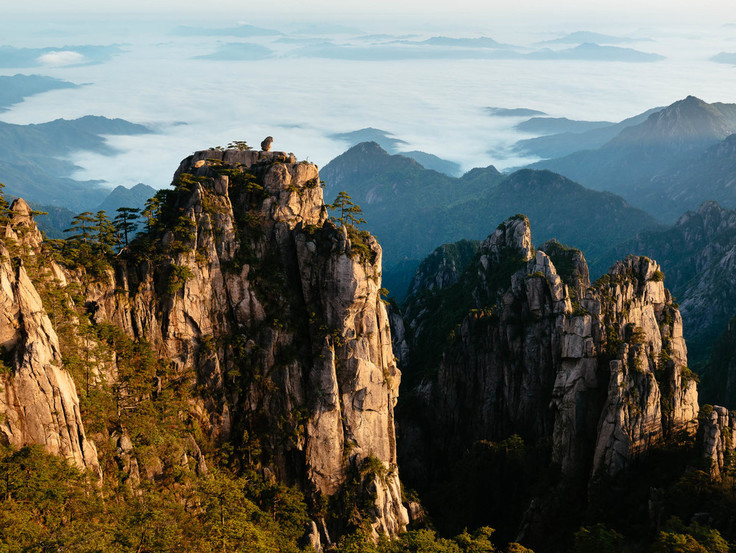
[
  {"xmin": 1, "ymin": 148, "xmax": 408, "ymax": 540},
  {"xmin": 84, "ymin": 149, "xmax": 408, "ymax": 538},
  {"xmin": 0, "ymin": 199, "xmax": 100, "ymax": 475}
]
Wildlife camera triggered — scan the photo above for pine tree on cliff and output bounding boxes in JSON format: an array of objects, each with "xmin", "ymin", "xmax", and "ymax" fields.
[
  {"xmin": 141, "ymin": 194, "xmax": 163, "ymax": 232},
  {"xmin": 0, "ymin": 183, "xmax": 10, "ymax": 225},
  {"xmin": 114, "ymin": 207, "xmax": 140, "ymax": 248},
  {"xmin": 64, "ymin": 212, "xmax": 96, "ymax": 244},
  {"xmin": 329, "ymin": 191, "xmax": 366, "ymax": 228},
  {"xmin": 93, "ymin": 211, "xmax": 117, "ymax": 254}
]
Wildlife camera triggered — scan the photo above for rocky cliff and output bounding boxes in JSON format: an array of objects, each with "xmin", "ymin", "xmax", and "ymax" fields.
[
  {"xmin": 0, "ymin": 149, "xmax": 408, "ymax": 542},
  {"xmin": 0, "ymin": 199, "xmax": 100, "ymax": 474},
  {"xmin": 700, "ymin": 404, "xmax": 736, "ymax": 479},
  {"xmin": 564, "ymin": 254, "xmax": 698, "ymax": 478},
  {"xmin": 607, "ymin": 201, "xmax": 736, "ymax": 404},
  {"xmin": 398, "ymin": 216, "xmax": 699, "ymax": 542}
]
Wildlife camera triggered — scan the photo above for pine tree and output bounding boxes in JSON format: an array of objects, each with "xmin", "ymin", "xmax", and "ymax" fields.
[
  {"xmin": 114, "ymin": 207, "xmax": 140, "ymax": 247},
  {"xmin": 93, "ymin": 211, "xmax": 117, "ymax": 253},
  {"xmin": 329, "ymin": 191, "xmax": 366, "ymax": 228},
  {"xmin": 64, "ymin": 212, "xmax": 96, "ymax": 244},
  {"xmin": 0, "ymin": 182, "xmax": 8, "ymax": 210},
  {"xmin": 227, "ymin": 140, "xmax": 252, "ymax": 151},
  {"xmin": 141, "ymin": 193, "xmax": 165, "ymax": 233},
  {"xmin": 0, "ymin": 182, "xmax": 10, "ymax": 225}
]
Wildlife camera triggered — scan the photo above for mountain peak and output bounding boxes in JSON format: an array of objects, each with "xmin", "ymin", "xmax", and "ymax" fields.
[
  {"xmin": 351, "ymin": 140, "xmax": 389, "ymax": 155},
  {"xmin": 11, "ymin": 197, "xmax": 33, "ymax": 217},
  {"xmin": 610, "ymin": 96, "xmax": 736, "ymax": 149},
  {"xmin": 714, "ymin": 132, "xmax": 736, "ymax": 153},
  {"xmin": 674, "ymin": 200, "xmax": 735, "ymax": 236},
  {"xmin": 481, "ymin": 214, "xmax": 533, "ymax": 264},
  {"xmin": 326, "ymin": 141, "xmax": 426, "ymax": 180},
  {"xmin": 7, "ymin": 198, "xmax": 45, "ymax": 257},
  {"xmin": 505, "ymin": 169, "xmax": 579, "ymax": 191},
  {"xmin": 96, "ymin": 182, "xmax": 157, "ymax": 214},
  {"xmin": 460, "ymin": 164, "xmax": 501, "ymax": 181},
  {"xmin": 681, "ymin": 94, "xmax": 707, "ymax": 105},
  {"xmin": 696, "ymin": 199, "xmax": 725, "ymax": 216}
]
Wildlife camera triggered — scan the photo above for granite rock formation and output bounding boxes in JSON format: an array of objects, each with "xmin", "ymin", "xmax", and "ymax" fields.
[
  {"xmin": 607, "ymin": 201, "xmax": 736, "ymax": 404},
  {"xmin": 0, "ymin": 199, "xmax": 100, "ymax": 475},
  {"xmin": 700, "ymin": 404, "xmax": 736, "ymax": 479},
  {"xmin": 85, "ymin": 149, "xmax": 408, "ymax": 539},
  {"xmin": 400, "ymin": 216, "xmax": 699, "ymax": 509},
  {"xmin": 0, "ymin": 149, "xmax": 408, "ymax": 541}
]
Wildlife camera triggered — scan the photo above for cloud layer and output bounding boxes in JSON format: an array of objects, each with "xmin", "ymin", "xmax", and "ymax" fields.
[
  {"xmin": 38, "ymin": 50, "xmax": 86, "ymax": 66},
  {"xmin": 0, "ymin": 18, "xmax": 734, "ymax": 194}
]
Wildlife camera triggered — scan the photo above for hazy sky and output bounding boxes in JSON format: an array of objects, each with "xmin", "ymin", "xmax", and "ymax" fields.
[
  {"xmin": 2, "ymin": 0, "xmax": 736, "ymax": 192},
  {"xmin": 7, "ymin": 0, "xmax": 735, "ymax": 27}
]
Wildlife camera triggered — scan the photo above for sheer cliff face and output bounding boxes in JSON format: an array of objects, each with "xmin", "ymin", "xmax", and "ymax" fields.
[
  {"xmin": 610, "ymin": 201, "xmax": 736, "ymax": 362},
  {"xmin": 86, "ymin": 150, "xmax": 407, "ymax": 537},
  {"xmin": 0, "ymin": 150, "xmax": 407, "ymax": 538},
  {"xmin": 403, "ymin": 216, "xmax": 698, "ymax": 489},
  {"xmin": 0, "ymin": 199, "xmax": 99, "ymax": 474},
  {"xmin": 557, "ymin": 256, "xmax": 698, "ymax": 478},
  {"xmin": 700, "ymin": 405, "xmax": 736, "ymax": 479}
]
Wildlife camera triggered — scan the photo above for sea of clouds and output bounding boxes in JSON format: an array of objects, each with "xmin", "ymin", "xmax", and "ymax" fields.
[{"xmin": 1, "ymin": 13, "xmax": 735, "ymax": 191}]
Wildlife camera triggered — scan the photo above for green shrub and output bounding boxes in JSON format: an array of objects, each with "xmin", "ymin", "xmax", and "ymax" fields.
[
  {"xmin": 571, "ymin": 523, "xmax": 624, "ymax": 553},
  {"xmin": 167, "ymin": 264, "xmax": 194, "ymax": 294}
]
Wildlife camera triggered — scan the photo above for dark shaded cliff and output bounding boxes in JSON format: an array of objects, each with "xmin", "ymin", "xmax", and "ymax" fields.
[{"xmin": 397, "ymin": 216, "xmax": 699, "ymax": 548}]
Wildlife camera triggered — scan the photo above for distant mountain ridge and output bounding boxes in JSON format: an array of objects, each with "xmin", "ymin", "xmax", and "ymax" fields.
[
  {"xmin": 609, "ymin": 96, "xmax": 736, "ymax": 149},
  {"xmin": 515, "ymin": 116, "xmax": 613, "ymax": 135},
  {"xmin": 96, "ymin": 183, "xmax": 156, "ymax": 215},
  {"xmin": 0, "ymin": 115, "xmax": 151, "ymax": 211},
  {"xmin": 513, "ymin": 106, "xmax": 663, "ymax": 158},
  {"xmin": 322, "ymin": 142, "xmax": 661, "ymax": 297},
  {"xmin": 528, "ymin": 96, "xmax": 736, "ymax": 221},
  {"xmin": 293, "ymin": 41, "xmax": 665, "ymax": 62},
  {"xmin": 0, "ymin": 74, "xmax": 78, "ymax": 112},
  {"xmin": 526, "ymin": 42, "xmax": 664, "ymax": 62},
  {"xmin": 329, "ymin": 127, "xmax": 461, "ymax": 176},
  {"xmin": 393, "ymin": 36, "xmax": 512, "ymax": 49},
  {"xmin": 603, "ymin": 201, "xmax": 736, "ymax": 379},
  {"xmin": 486, "ymin": 106, "xmax": 547, "ymax": 117}
]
